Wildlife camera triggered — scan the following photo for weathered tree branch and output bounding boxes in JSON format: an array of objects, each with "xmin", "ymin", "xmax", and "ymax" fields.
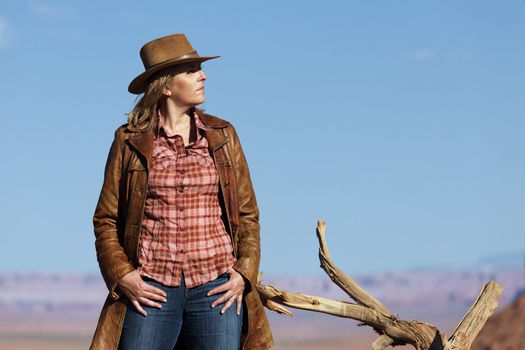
[
  {"xmin": 316, "ymin": 220, "xmax": 391, "ymax": 316},
  {"xmin": 372, "ymin": 334, "xmax": 395, "ymax": 350},
  {"xmin": 256, "ymin": 220, "xmax": 503, "ymax": 350},
  {"xmin": 257, "ymin": 283, "xmax": 380, "ymax": 325},
  {"xmin": 444, "ymin": 280, "xmax": 503, "ymax": 350}
]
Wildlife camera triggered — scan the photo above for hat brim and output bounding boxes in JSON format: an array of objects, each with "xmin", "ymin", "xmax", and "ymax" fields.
[{"xmin": 128, "ymin": 55, "xmax": 220, "ymax": 94}]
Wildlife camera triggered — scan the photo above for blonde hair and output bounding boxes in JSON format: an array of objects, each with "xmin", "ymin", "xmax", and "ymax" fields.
[{"xmin": 127, "ymin": 66, "xmax": 181, "ymax": 131}]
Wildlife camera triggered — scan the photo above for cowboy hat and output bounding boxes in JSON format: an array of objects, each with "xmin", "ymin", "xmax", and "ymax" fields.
[{"xmin": 128, "ymin": 34, "xmax": 219, "ymax": 94}]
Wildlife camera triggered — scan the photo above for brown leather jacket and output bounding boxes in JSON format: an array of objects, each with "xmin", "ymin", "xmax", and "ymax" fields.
[{"xmin": 90, "ymin": 108, "xmax": 274, "ymax": 350}]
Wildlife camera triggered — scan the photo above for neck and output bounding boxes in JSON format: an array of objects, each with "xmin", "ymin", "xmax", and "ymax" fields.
[{"xmin": 158, "ymin": 99, "xmax": 194, "ymax": 131}]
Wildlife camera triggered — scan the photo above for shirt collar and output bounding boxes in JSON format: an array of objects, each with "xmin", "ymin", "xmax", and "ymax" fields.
[{"xmin": 154, "ymin": 107, "xmax": 210, "ymax": 140}]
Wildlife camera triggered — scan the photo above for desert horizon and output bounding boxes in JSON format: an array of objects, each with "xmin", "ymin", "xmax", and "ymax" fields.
[{"xmin": 1, "ymin": 265, "xmax": 522, "ymax": 349}]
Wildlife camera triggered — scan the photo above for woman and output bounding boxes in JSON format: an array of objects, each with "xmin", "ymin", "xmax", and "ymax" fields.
[{"xmin": 90, "ymin": 34, "xmax": 273, "ymax": 350}]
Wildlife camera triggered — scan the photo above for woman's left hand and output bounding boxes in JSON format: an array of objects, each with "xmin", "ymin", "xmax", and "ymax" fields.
[{"xmin": 207, "ymin": 267, "xmax": 245, "ymax": 315}]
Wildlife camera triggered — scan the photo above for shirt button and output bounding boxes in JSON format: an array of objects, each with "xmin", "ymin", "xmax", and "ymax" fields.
[
  {"xmin": 178, "ymin": 206, "xmax": 184, "ymax": 212},
  {"xmin": 178, "ymin": 186, "xmax": 184, "ymax": 193},
  {"xmin": 179, "ymin": 249, "xmax": 184, "ymax": 254},
  {"xmin": 179, "ymin": 169, "xmax": 185, "ymax": 174}
]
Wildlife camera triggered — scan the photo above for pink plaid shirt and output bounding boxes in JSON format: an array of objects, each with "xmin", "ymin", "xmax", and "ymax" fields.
[{"xmin": 137, "ymin": 110, "xmax": 236, "ymax": 287}]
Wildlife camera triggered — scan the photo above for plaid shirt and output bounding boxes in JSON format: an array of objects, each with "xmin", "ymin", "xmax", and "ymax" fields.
[{"xmin": 137, "ymin": 110, "xmax": 236, "ymax": 287}]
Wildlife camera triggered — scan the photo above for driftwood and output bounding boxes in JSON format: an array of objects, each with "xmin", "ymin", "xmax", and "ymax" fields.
[{"xmin": 256, "ymin": 220, "xmax": 503, "ymax": 350}]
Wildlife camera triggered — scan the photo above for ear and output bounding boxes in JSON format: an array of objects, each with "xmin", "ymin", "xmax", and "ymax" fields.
[{"xmin": 162, "ymin": 85, "xmax": 172, "ymax": 97}]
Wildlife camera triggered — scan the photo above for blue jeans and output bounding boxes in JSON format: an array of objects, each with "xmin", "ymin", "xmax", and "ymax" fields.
[{"xmin": 118, "ymin": 273, "xmax": 243, "ymax": 350}]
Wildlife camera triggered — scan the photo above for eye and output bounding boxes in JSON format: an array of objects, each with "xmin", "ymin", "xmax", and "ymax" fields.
[{"xmin": 186, "ymin": 65, "xmax": 202, "ymax": 73}]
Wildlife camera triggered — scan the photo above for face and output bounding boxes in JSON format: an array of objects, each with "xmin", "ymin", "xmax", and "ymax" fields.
[{"xmin": 163, "ymin": 62, "xmax": 207, "ymax": 107}]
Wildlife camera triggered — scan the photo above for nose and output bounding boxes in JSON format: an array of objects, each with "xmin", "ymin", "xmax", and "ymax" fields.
[{"xmin": 199, "ymin": 69, "xmax": 207, "ymax": 81}]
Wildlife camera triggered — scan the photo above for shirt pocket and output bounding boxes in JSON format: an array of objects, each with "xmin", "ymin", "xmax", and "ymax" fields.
[
  {"xmin": 195, "ymin": 154, "xmax": 213, "ymax": 167},
  {"xmin": 152, "ymin": 147, "xmax": 178, "ymax": 170}
]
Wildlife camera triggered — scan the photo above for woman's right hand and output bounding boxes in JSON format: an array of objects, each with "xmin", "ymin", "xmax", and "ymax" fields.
[{"xmin": 118, "ymin": 270, "xmax": 167, "ymax": 317}]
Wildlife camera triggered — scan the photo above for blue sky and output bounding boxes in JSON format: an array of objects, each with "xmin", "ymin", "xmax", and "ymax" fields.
[{"xmin": 1, "ymin": 1, "xmax": 523, "ymax": 275}]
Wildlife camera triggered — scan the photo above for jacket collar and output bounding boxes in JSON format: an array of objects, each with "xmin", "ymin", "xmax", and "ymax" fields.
[{"xmin": 126, "ymin": 107, "xmax": 230, "ymax": 170}]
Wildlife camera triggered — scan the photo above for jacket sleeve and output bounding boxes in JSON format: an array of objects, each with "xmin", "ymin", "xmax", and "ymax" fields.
[
  {"xmin": 93, "ymin": 127, "xmax": 135, "ymax": 300},
  {"xmin": 229, "ymin": 125, "xmax": 261, "ymax": 291}
]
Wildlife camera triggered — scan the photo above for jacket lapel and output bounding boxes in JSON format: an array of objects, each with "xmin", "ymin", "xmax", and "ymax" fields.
[
  {"xmin": 127, "ymin": 130, "xmax": 154, "ymax": 170},
  {"xmin": 195, "ymin": 108, "xmax": 230, "ymax": 153},
  {"xmin": 202, "ymin": 128, "xmax": 229, "ymax": 154}
]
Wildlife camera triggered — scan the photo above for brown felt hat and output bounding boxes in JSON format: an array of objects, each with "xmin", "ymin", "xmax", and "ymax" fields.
[{"xmin": 128, "ymin": 34, "xmax": 219, "ymax": 94}]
